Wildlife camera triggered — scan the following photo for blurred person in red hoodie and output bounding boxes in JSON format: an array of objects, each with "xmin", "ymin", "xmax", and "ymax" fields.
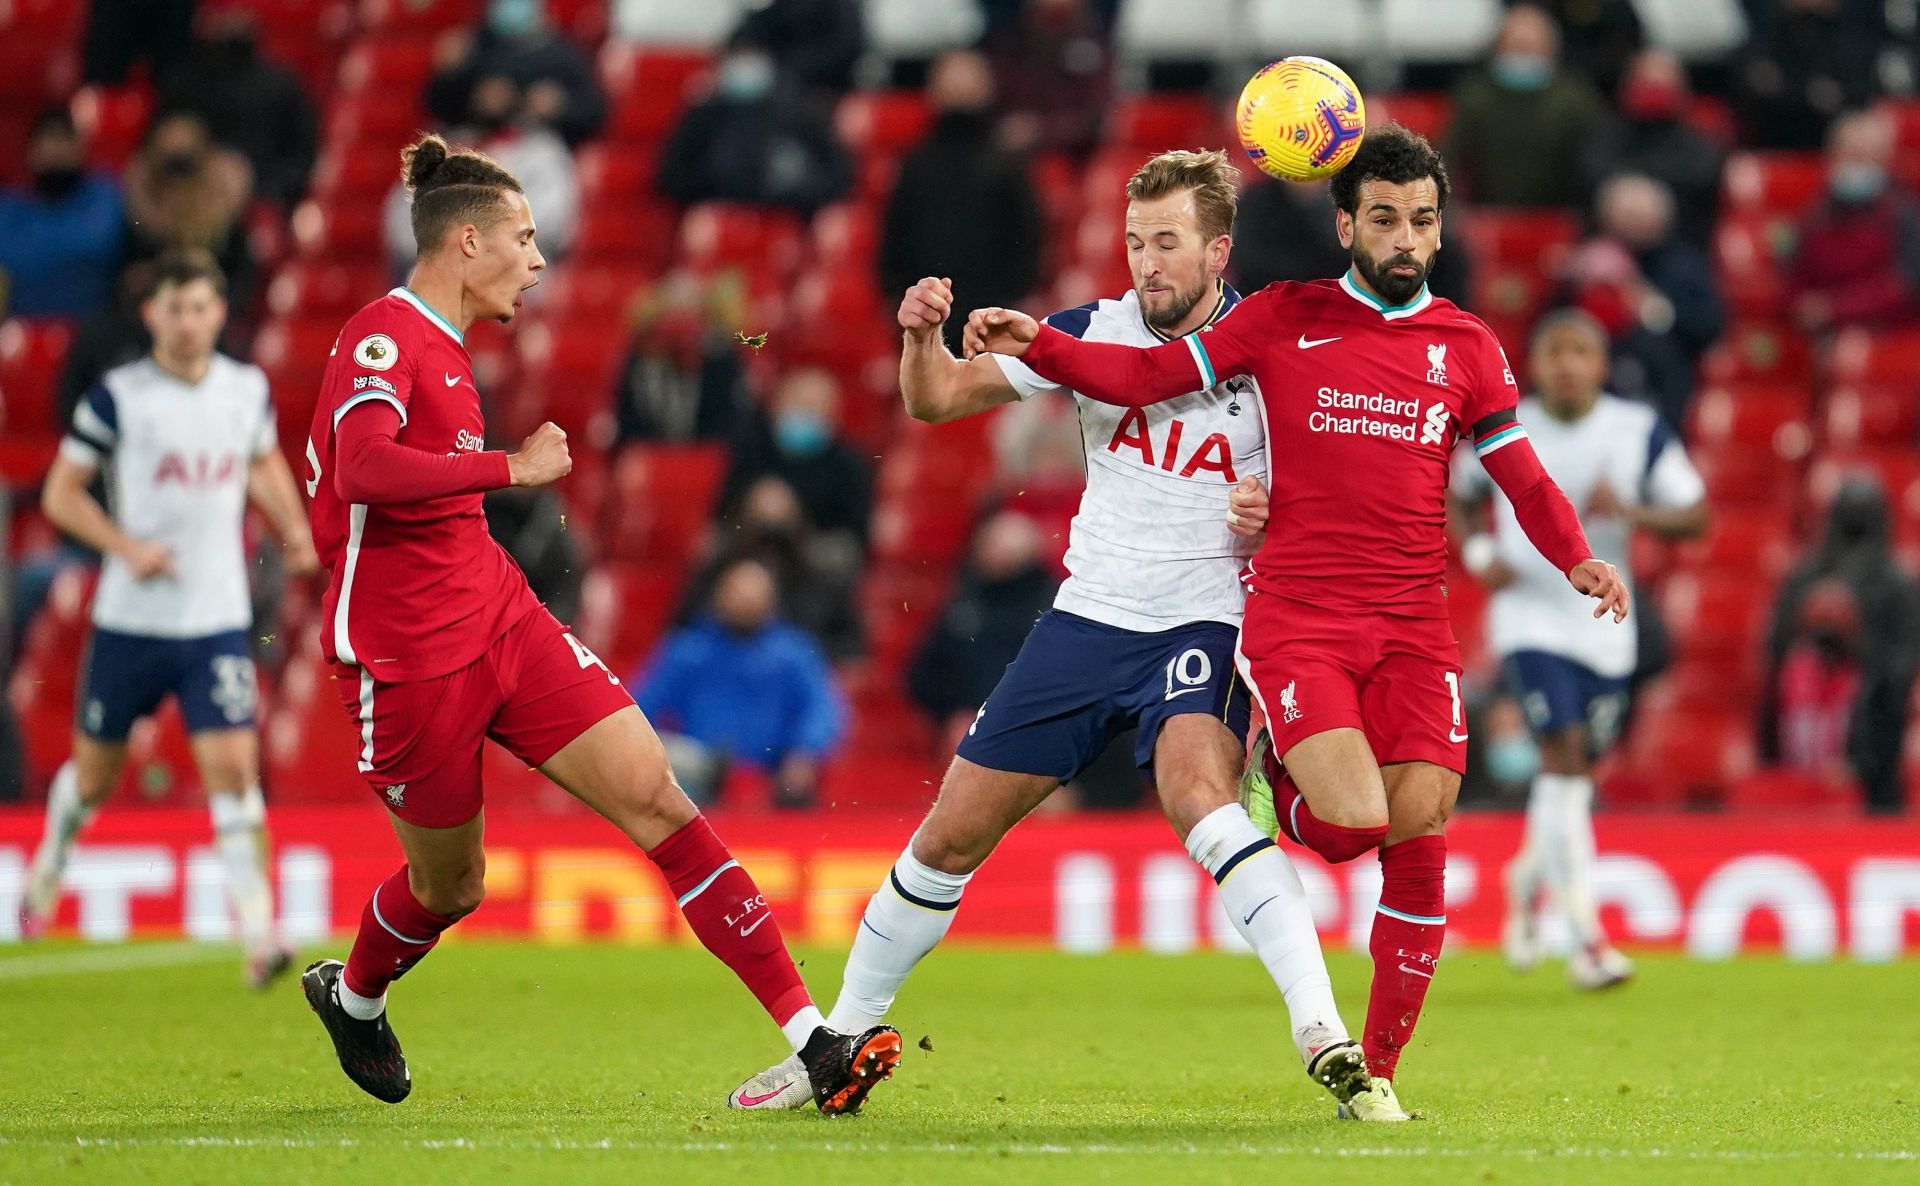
[{"xmin": 1787, "ymin": 108, "xmax": 1920, "ymax": 335}]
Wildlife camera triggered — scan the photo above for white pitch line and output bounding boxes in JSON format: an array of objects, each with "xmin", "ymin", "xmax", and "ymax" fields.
[
  {"xmin": 0, "ymin": 943, "xmax": 233, "ymax": 981},
  {"xmin": 0, "ymin": 1136, "xmax": 1908, "ymax": 1162}
]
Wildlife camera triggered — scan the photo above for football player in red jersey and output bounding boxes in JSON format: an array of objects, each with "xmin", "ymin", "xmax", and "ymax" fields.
[
  {"xmin": 966, "ymin": 125, "xmax": 1629, "ymax": 1120},
  {"xmin": 296, "ymin": 135, "xmax": 899, "ymax": 1114}
]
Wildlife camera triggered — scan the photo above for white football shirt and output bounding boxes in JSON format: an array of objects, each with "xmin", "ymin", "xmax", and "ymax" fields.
[
  {"xmin": 1453, "ymin": 393, "xmax": 1704, "ymax": 677},
  {"xmin": 61, "ymin": 354, "xmax": 277, "ymax": 638},
  {"xmin": 993, "ymin": 284, "xmax": 1269, "ymax": 633}
]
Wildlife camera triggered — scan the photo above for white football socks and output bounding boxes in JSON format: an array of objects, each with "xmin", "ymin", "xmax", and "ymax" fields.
[
  {"xmin": 1533, "ymin": 772, "xmax": 1602, "ymax": 948},
  {"xmin": 209, "ymin": 786, "xmax": 277, "ymax": 953},
  {"xmin": 1186, "ymin": 803, "xmax": 1345, "ymax": 1043},
  {"xmin": 781, "ymin": 1005, "xmax": 828, "ymax": 1052},
  {"xmin": 825, "ymin": 845, "xmax": 971, "ymax": 1035},
  {"xmin": 25, "ymin": 761, "xmax": 94, "ymax": 912},
  {"xmin": 335, "ymin": 976, "xmax": 386, "ymax": 1021}
]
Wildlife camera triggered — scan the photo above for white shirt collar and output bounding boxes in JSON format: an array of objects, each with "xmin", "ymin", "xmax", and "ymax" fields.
[{"xmin": 1338, "ymin": 269, "xmax": 1433, "ymax": 321}]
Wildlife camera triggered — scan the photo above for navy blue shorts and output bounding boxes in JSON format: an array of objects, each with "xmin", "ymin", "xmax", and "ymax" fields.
[
  {"xmin": 76, "ymin": 628, "xmax": 258, "ymax": 742},
  {"xmin": 1504, "ymin": 649, "xmax": 1630, "ymax": 755},
  {"xmin": 956, "ymin": 610, "xmax": 1252, "ymax": 780}
]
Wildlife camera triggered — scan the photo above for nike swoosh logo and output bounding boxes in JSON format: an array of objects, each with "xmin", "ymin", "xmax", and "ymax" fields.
[
  {"xmin": 1297, "ymin": 334, "xmax": 1341, "ymax": 349},
  {"xmin": 1165, "ymin": 687, "xmax": 1207, "ymax": 701},
  {"xmin": 444, "ymin": 373, "xmax": 461, "ymax": 387},
  {"xmin": 1398, "ymin": 962, "xmax": 1435, "ymax": 979},
  {"xmin": 739, "ymin": 914, "xmax": 769, "ymax": 937},
  {"xmin": 861, "ymin": 918, "xmax": 893, "ymax": 942},
  {"xmin": 736, "ymin": 1086, "xmax": 792, "ymax": 1107},
  {"xmin": 1243, "ymin": 896, "xmax": 1278, "ymax": 925},
  {"xmin": 1449, "ymin": 729, "xmax": 1469, "ymax": 743}
]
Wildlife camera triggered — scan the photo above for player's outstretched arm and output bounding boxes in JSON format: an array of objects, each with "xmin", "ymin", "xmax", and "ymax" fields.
[
  {"xmin": 964, "ymin": 309, "xmax": 1220, "ymax": 409},
  {"xmin": 1477, "ymin": 425, "xmax": 1628, "ymax": 622},
  {"xmin": 332, "ymin": 401, "xmax": 520, "ymax": 504},
  {"xmin": 897, "ymin": 276, "xmax": 1021, "ymax": 424}
]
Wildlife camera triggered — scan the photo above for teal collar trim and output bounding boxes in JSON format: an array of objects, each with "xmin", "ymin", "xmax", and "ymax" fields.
[
  {"xmin": 391, "ymin": 287, "xmax": 464, "ymax": 344},
  {"xmin": 1339, "ymin": 269, "xmax": 1433, "ymax": 321}
]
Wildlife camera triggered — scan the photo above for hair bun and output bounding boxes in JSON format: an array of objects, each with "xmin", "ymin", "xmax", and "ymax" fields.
[{"xmin": 402, "ymin": 134, "xmax": 449, "ymax": 192}]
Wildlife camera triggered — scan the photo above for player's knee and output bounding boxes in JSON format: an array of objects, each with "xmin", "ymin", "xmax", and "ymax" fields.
[
  {"xmin": 1386, "ymin": 800, "xmax": 1451, "ymax": 846},
  {"xmin": 412, "ymin": 863, "xmax": 486, "ymax": 919},
  {"xmin": 910, "ymin": 831, "xmax": 992, "ymax": 877},
  {"xmin": 1156, "ymin": 779, "xmax": 1236, "ymax": 841}
]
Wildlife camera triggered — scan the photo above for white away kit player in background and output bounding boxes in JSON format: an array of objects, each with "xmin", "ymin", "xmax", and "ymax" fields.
[
  {"xmin": 731, "ymin": 150, "xmax": 1385, "ymax": 1119},
  {"xmin": 18, "ymin": 249, "xmax": 320, "ymax": 989},
  {"xmin": 1450, "ymin": 308, "xmax": 1707, "ymax": 989}
]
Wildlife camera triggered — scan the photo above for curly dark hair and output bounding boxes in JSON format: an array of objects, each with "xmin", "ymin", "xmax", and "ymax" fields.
[{"xmin": 1329, "ymin": 123, "xmax": 1451, "ymax": 215}]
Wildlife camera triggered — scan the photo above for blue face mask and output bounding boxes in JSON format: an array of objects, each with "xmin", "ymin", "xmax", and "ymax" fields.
[
  {"xmin": 489, "ymin": 0, "xmax": 543, "ymax": 37},
  {"xmin": 774, "ymin": 411, "xmax": 831, "ymax": 457},
  {"xmin": 1485, "ymin": 735, "xmax": 1540, "ymax": 784},
  {"xmin": 1830, "ymin": 162, "xmax": 1888, "ymax": 204},
  {"xmin": 1491, "ymin": 53, "xmax": 1553, "ymax": 92},
  {"xmin": 718, "ymin": 54, "xmax": 776, "ymax": 102}
]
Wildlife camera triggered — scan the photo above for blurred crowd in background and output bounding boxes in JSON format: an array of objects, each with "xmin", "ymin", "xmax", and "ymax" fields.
[{"xmin": 3, "ymin": 0, "xmax": 1919, "ymax": 816}]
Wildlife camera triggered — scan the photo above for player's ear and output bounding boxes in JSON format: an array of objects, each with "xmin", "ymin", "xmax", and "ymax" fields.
[
  {"xmin": 1208, "ymin": 233, "xmax": 1232, "ymax": 274},
  {"xmin": 459, "ymin": 223, "xmax": 481, "ymax": 259},
  {"xmin": 1334, "ymin": 208, "xmax": 1354, "ymax": 249}
]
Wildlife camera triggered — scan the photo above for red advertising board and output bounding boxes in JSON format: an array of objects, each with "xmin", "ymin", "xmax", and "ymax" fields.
[{"xmin": 2, "ymin": 807, "xmax": 1917, "ymax": 959}]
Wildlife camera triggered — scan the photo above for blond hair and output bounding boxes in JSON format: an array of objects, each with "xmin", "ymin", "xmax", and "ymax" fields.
[{"xmin": 1125, "ymin": 149, "xmax": 1241, "ymax": 242}]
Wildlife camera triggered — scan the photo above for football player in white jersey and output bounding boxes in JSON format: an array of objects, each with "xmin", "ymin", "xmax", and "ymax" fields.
[
  {"xmin": 19, "ymin": 250, "xmax": 320, "ymax": 989},
  {"xmin": 1450, "ymin": 309, "xmax": 1707, "ymax": 989},
  {"xmin": 731, "ymin": 150, "xmax": 1380, "ymax": 1117}
]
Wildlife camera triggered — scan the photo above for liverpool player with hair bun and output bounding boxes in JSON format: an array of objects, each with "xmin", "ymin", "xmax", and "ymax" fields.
[
  {"xmin": 967, "ymin": 124, "xmax": 1629, "ymax": 1121},
  {"xmin": 298, "ymin": 134, "xmax": 899, "ymax": 1114}
]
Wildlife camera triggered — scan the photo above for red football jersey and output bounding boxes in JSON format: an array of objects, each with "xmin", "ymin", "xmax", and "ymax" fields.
[
  {"xmin": 305, "ymin": 288, "xmax": 538, "ymax": 682},
  {"xmin": 1189, "ymin": 276, "xmax": 1521, "ymax": 616}
]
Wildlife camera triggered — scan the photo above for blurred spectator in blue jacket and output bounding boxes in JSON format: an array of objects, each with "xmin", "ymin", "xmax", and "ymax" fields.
[
  {"xmin": 0, "ymin": 107, "xmax": 126, "ymax": 319},
  {"xmin": 632, "ymin": 556, "xmax": 846, "ymax": 808}
]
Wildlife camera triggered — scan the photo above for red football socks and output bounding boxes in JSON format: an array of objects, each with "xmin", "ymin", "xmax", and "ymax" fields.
[
  {"xmin": 648, "ymin": 815, "xmax": 814, "ymax": 1027},
  {"xmin": 1271, "ymin": 769, "xmax": 1390, "ymax": 863},
  {"xmin": 1363, "ymin": 834, "xmax": 1448, "ymax": 1080},
  {"xmin": 343, "ymin": 866, "xmax": 460, "ymax": 999}
]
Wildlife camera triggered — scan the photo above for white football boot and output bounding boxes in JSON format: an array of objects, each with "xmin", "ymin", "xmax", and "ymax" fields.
[
  {"xmin": 1295, "ymin": 1021, "xmax": 1372, "ymax": 1112},
  {"xmin": 1569, "ymin": 943, "xmax": 1634, "ymax": 991},
  {"xmin": 727, "ymin": 1053, "xmax": 814, "ymax": 1111}
]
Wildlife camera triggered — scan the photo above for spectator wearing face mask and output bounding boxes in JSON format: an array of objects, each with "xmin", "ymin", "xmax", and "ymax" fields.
[
  {"xmin": 1759, "ymin": 477, "xmax": 1919, "ymax": 813},
  {"xmin": 879, "ymin": 50, "xmax": 1044, "ymax": 354},
  {"xmin": 729, "ymin": 0, "xmax": 865, "ymax": 100},
  {"xmin": 726, "ymin": 368, "xmax": 874, "ymax": 561},
  {"xmin": 427, "ymin": 0, "xmax": 607, "ymax": 149},
  {"xmin": 1581, "ymin": 48, "xmax": 1725, "ymax": 250},
  {"xmin": 1443, "ymin": 3, "xmax": 1605, "ymax": 208},
  {"xmin": 654, "ymin": 35, "xmax": 853, "ymax": 216},
  {"xmin": 1787, "ymin": 108, "xmax": 1920, "ymax": 335},
  {"xmin": 0, "ymin": 107, "xmax": 127, "ymax": 319},
  {"xmin": 631, "ymin": 556, "xmax": 846, "ymax": 808},
  {"xmin": 157, "ymin": 6, "xmax": 319, "ymax": 212},
  {"xmin": 121, "ymin": 112, "xmax": 258, "ymax": 319}
]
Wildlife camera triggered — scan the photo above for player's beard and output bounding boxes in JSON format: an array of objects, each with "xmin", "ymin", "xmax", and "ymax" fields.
[
  {"xmin": 1140, "ymin": 278, "xmax": 1210, "ymax": 334},
  {"xmin": 1353, "ymin": 246, "xmax": 1432, "ymax": 306}
]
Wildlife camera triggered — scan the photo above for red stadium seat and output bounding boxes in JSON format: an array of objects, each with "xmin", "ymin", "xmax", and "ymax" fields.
[
  {"xmin": 73, "ymin": 84, "xmax": 153, "ymax": 171},
  {"xmin": 1701, "ymin": 321, "xmax": 1813, "ymax": 386},
  {"xmin": 254, "ymin": 316, "xmax": 345, "ymax": 392},
  {"xmin": 0, "ymin": 319, "xmax": 73, "ymax": 438},
  {"xmin": 1677, "ymin": 504, "xmax": 1796, "ymax": 586},
  {"xmin": 1613, "ymin": 700, "xmax": 1754, "ymax": 808},
  {"xmin": 1687, "ymin": 383, "xmax": 1812, "ymax": 453},
  {"xmin": 1662, "ymin": 571, "xmax": 1771, "ymax": 670},
  {"xmin": 678, "ymin": 203, "xmax": 806, "ymax": 276},
  {"xmin": 1690, "ymin": 445, "xmax": 1801, "ymax": 510},
  {"xmin": 836, "ymin": 92, "xmax": 932, "ymax": 160},
  {"xmin": 1822, "ymin": 383, "xmax": 1920, "ymax": 449},
  {"xmin": 1722, "ymin": 151, "xmax": 1825, "ymax": 216},
  {"xmin": 310, "ymin": 143, "xmax": 404, "ymax": 201},
  {"xmin": 0, "ymin": 0, "xmax": 85, "ymax": 38},
  {"xmin": 1682, "ymin": 95, "xmax": 1738, "ymax": 148},
  {"xmin": 576, "ymin": 143, "xmax": 659, "ymax": 199},
  {"xmin": 539, "ymin": 261, "xmax": 650, "ymax": 318},
  {"xmin": 267, "ymin": 261, "xmax": 389, "ymax": 318},
  {"xmin": 1466, "ymin": 209, "xmax": 1578, "ymax": 323},
  {"xmin": 291, "ymin": 199, "xmax": 388, "ymax": 260},
  {"xmin": 600, "ymin": 46, "xmax": 711, "ymax": 145},
  {"xmin": 572, "ymin": 199, "xmax": 678, "ymax": 267},
  {"xmin": 1112, "ymin": 94, "xmax": 1222, "ymax": 153},
  {"xmin": 359, "ymin": 0, "xmax": 481, "ymax": 34},
  {"xmin": 1826, "ymin": 327, "xmax": 1920, "ymax": 384},
  {"xmin": 811, "ymin": 202, "xmax": 880, "ymax": 270},
  {"xmin": 592, "ymin": 445, "xmax": 727, "ymax": 570},
  {"xmin": 338, "ymin": 38, "xmax": 439, "ymax": 96},
  {"xmin": 1371, "ymin": 92, "xmax": 1451, "ymax": 143},
  {"xmin": 1712, "ymin": 210, "xmax": 1792, "ymax": 321},
  {"xmin": 325, "ymin": 92, "xmax": 429, "ymax": 153},
  {"xmin": 1723, "ymin": 769, "xmax": 1857, "ymax": 812}
]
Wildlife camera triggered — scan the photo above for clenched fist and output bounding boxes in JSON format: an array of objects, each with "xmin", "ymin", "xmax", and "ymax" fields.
[
  {"xmin": 962, "ymin": 307, "xmax": 1040, "ymax": 360},
  {"xmin": 509, "ymin": 421, "xmax": 571, "ymax": 489},
  {"xmin": 899, "ymin": 276, "xmax": 954, "ymax": 340}
]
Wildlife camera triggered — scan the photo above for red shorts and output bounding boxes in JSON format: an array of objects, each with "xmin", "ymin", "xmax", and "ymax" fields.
[
  {"xmin": 332, "ymin": 606, "xmax": 633, "ymax": 827},
  {"xmin": 1234, "ymin": 590, "xmax": 1468, "ymax": 773}
]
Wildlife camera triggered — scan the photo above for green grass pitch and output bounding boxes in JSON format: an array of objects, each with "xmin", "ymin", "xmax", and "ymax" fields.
[{"xmin": 2, "ymin": 940, "xmax": 1916, "ymax": 1185}]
